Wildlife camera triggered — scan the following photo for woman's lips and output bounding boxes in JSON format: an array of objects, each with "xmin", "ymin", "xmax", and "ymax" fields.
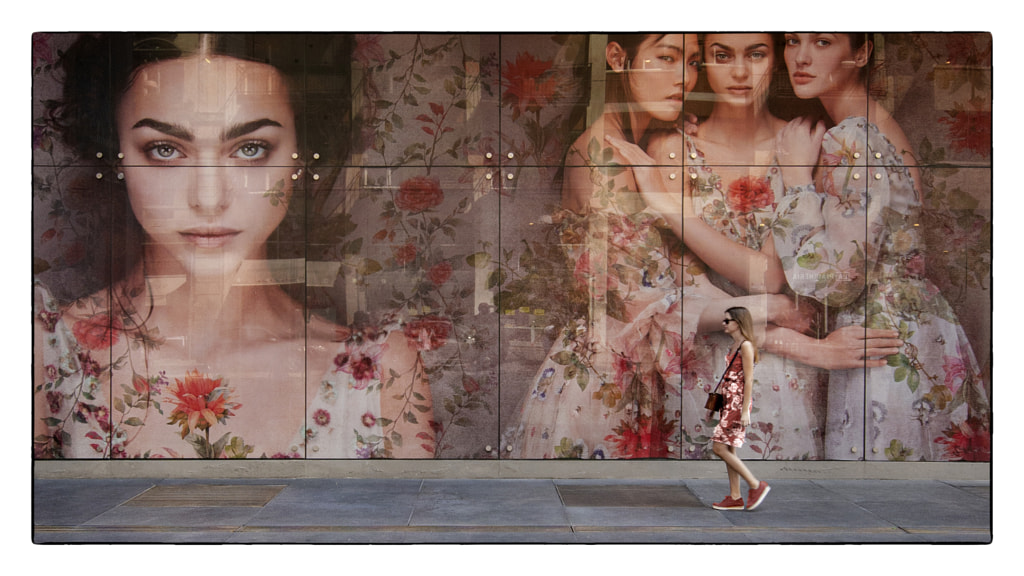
[
  {"xmin": 791, "ymin": 72, "xmax": 815, "ymax": 85},
  {"xmin": 179, "ymin": 228, "xmax": 241, "ymax": 248}
]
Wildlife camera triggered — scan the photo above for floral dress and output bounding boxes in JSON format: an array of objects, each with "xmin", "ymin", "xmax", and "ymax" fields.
[
  {"xmin": 33, "ymin": 281, "xmax": 405, "ymax": 459},
  {"xmin": 772, "ymin": 117, "xmax": 990, "ymax": 461},
  {"xmin": 680, "ymin": 136, "xmax": 827, "ymax": 461},
  {"xmin": 503, "ymin": 187, "xmax": 684, "ymax": 459},
  {"xmin": 712, "ymin": 347, "xmax": 749, "ymax": 448}
]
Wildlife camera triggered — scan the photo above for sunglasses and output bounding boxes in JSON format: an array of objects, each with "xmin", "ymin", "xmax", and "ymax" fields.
[{"xmin": 723, "ymin": 318, "xmax": 736, "ymax": 325}]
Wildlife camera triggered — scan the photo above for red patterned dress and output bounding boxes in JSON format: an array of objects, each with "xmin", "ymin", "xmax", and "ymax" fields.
[{"xmin": 712, "ymin": 346, "xmax": 750, "ymax": 448}]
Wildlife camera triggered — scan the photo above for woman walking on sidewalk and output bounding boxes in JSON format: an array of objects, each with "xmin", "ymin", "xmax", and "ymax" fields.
[{"xmin": 711, "ymin": 307, "xmax": 770, "ymax": 511}]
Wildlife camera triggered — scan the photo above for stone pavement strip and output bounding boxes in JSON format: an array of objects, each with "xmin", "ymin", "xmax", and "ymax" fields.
[{"xmin": 33, "ymin": 478, "xmax": 991, "ymax": 544}]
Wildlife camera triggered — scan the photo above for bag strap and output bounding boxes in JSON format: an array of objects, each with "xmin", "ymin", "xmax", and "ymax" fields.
[{"xmin": 711, "ymin": 343, "xmax": 744, "ymax": 393}]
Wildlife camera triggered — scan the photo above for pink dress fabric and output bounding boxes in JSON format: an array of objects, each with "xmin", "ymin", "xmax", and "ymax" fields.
[{"xmin": 712, "ymin": 347, "xmax": 749, "ymax": 448}]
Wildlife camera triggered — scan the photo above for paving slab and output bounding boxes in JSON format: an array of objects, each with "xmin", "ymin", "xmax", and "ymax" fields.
[{"xmin": 409, "ymin": 479, "xmax": 569, "ymax": 527}]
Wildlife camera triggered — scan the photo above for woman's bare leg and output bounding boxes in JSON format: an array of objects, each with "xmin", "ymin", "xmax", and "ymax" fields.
[{"xmin": 713, "ymin": 442, "xmax": 760, "ymax": 495}]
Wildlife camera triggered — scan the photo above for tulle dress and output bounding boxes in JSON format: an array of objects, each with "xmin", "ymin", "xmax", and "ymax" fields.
[
  {"xmin": 680, "ymin": 136, "xmax": 827, "ymax": 461},
  {"xmin": 772, "ymin": 117, "xmax": 990, "ymax": 461},
  {"xmin": 33, "ymin": 280, "xmax": 405, "ymax": 459},
  {"xmin": 503, "ymin": 182, "xmax": 684, "ymax": 459}
]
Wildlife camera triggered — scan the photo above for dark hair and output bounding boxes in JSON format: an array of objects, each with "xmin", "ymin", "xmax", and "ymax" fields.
[
  {"xmin": 53, "ymin": 33, "xmax": 352, "ymax": 166},
  {"xmin": 605, "ymin": 34, "xmax": 672, "ymax": 146}
]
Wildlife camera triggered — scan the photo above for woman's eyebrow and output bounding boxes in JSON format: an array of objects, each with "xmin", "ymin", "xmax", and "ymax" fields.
[
  {"xmin": 223, "ymin": 119, "xmax": 283, "ymax": 141},
  {"xmin": 745, "ymin": 43, "xmax": 770, "ymax": 52},
  {"xmin": 653, "ymin": 42, "xmax": 683, "ymax": 54},
  {"xmin": 130, "ymin": 118, "xmax": 282, "ymax": 142},
  {"xmin": 132, "ymin": 118, "xmax": 193, "ymax": 141}
]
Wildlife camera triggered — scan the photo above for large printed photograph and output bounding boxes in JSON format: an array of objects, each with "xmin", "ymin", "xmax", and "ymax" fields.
[{"xmin": 32, "ymin": 32, "xmax": 991, "ymax": 461}]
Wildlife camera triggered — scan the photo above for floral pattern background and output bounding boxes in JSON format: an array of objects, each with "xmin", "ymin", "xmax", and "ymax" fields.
[{"xmin": 32, "ymin": 33, "xmax": 990, "ymax": 461}]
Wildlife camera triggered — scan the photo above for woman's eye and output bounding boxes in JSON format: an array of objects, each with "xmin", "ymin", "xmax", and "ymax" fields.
[
  {"xmin": 232, "ymin": 142, "xmax": 269, "ymax": 161},
  {"xmin": 785, "ymin": 36, "xmax": 799, "ymax": 47},
  {"xmin": 145, "ymin": 143, "xmax": 183, "ymax": 161},
  {"xmin": 816, "ymin": 39, "xmax": 832, "ymax": 48}
]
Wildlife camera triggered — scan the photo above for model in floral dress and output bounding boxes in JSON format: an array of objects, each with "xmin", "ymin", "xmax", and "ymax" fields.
[
  {"xmin": 772, "ymin": 118, "xmax": 990, "ymax": 460},
  {"xmin": 680, "ymin": 135, "xmax": 827, "ymax": 461},
  {"xmin": 503, "ymin": 34, "xmax": 694, "ymax": 459},
  {"xmin": 774, "ymin": 33, "xmax": 990, "ymax": 461}
]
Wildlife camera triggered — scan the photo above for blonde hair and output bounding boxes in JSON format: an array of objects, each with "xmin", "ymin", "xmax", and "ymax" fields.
[{"xmin": 725, "ymin": 306, "xmax": 759, "ymax": 363}]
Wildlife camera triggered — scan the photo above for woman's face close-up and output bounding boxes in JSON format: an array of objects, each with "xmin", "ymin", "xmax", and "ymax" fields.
[
  {"xmin": 784, "ymin": 33, "xmax": 862, "ymax": 100},
  {"xmin": 704, "ymin": 33, "xmax": 775, "ymax": 108},
  {"xmin": 626, "ymin": 34, "xmax": 687, "ymax": 122},
  {"xmin": 116, "ymin": 55, "xmax": 299, "ymax": 280}
]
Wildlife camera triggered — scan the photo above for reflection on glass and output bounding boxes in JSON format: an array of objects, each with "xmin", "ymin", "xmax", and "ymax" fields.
[{"xmin": 31, "ymin": 33, "xmax": 992, "ymax": 463}]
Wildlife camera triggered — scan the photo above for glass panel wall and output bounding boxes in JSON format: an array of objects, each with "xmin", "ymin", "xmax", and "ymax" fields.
[{"xmin": 32, "ymin": 32, "xmax": 991, "ymax": 462}]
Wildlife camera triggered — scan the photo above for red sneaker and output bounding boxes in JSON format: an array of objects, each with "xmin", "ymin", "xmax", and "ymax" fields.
[
  {"xmin": 746, "ymin": 481, "xmax": 771, "ymax": 510},
  {"xmin": 712, "ymin": 495, "xmax": 745, "ymax": 511}
]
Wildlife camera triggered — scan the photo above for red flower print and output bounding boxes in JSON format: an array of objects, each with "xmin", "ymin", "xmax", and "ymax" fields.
[
  {"xmin": 77, "ymin": 352, "xmax": 102, "ymax": 378},
  {"xmin": 38, "ymin": 310, "xmax": 59, "ymax": 332},
  {"xmin": 72, "ymin": 313, "xmax": 122, "ymax": 350},
  {"xmin": 502, "ymin": 52, "xmax": 559, "ymax": 120},
  {"xmin": 603, "ymin": 411, "xmax": 676, "ymax": 458},
  {"xmin": 462, "ymin": 376, "xmax": 481, "ymax": 394},
  {"xmin": 573, "ymin": 250, "xmax": 592, "ymax": 288},
  {"xmin": 32, "ymin": 33, "xmax": 53, "ymax": 66},
  {"xmin": 395, "ymin": 176, "xmax": 444, "ymax": 213},
  {"xmin": 941, "ymin": 353, "xmax": 970, "ymax": 394},
  {"xmin": 354, "ymin": 34, "xmax": 386, "ymax": 65},
  {"xmin": 334, "ymin": 345, "xmax": 382, "ymax": 390},
  {"xmin": 361, "ymin": 412, "xmax": 377, "ymax": 428},
  {"xmin": 394, "ymin": 243, "xmax": 417, "ymax": 265},
  {"xmin": 726, "ymin": 176, "xmax": 775, "ymax": 213},
  {"xmin": 46, "ymin": 391, "xmax": 62, "ymax": 414},
  {"xmin": 165, "ymin": 370, "xmax": 240, "ymax": 438},
  {"xmin": 944, "ymin": 33, "xmax": 991, "ymax": 67},
  {"xmin": 132, "ymin": 373, "xmax": 149, "ymax": 395},
  {"xmin": 905, "ymin": 252, "xmax": 926, "ymax": 277},
  {"xmin": 403, "ymin": 315, "xmax": 452, "ymax": 351},
  {"xmin": 427, "ymin": 261, "xmax": 453, "ymax": 287},
  {"xmin": 313, "ymin": 409, "xmax": 331, "ymax": 427},
  {"xmin": 935, "ymin": 417, "xmax": 990, "ymax": 461},
  {"xmin": 939, "ymin": 104, "xmax": 991, "ymax": 156}
]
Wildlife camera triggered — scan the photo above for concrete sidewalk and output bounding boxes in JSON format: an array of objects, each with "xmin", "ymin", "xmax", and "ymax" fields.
[{"xmin": 32, "ymin": 477, "xmax": 990, "ymax": 544}]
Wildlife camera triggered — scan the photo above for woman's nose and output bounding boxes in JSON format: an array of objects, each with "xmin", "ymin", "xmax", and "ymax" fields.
[
  {"xmin": 794, "ymin": 44, "xmax": 811, "ymax": 66},
  {"xmin": 189, "ymin": 165, "xmax": 230, "ymax": 214},
  {"xmin": 731, "ymin": 61, "xmax": 750, "ymax": 79}
]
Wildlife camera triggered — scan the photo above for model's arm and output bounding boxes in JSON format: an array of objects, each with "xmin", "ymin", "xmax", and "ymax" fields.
[
  {"xmin": 607, "ymin": 133, "xmax": 787, "ymax": 294},
  {"xmin": 762, "ymin": 324, "xmax": 902, "ymax": 370},
  {"xmin": 739, "ymin": 340, "xmax": 755, "ymax": 426},
  {"xmin": 774, "ymin": 116, "xmax": 909, "ymax": 308}
]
